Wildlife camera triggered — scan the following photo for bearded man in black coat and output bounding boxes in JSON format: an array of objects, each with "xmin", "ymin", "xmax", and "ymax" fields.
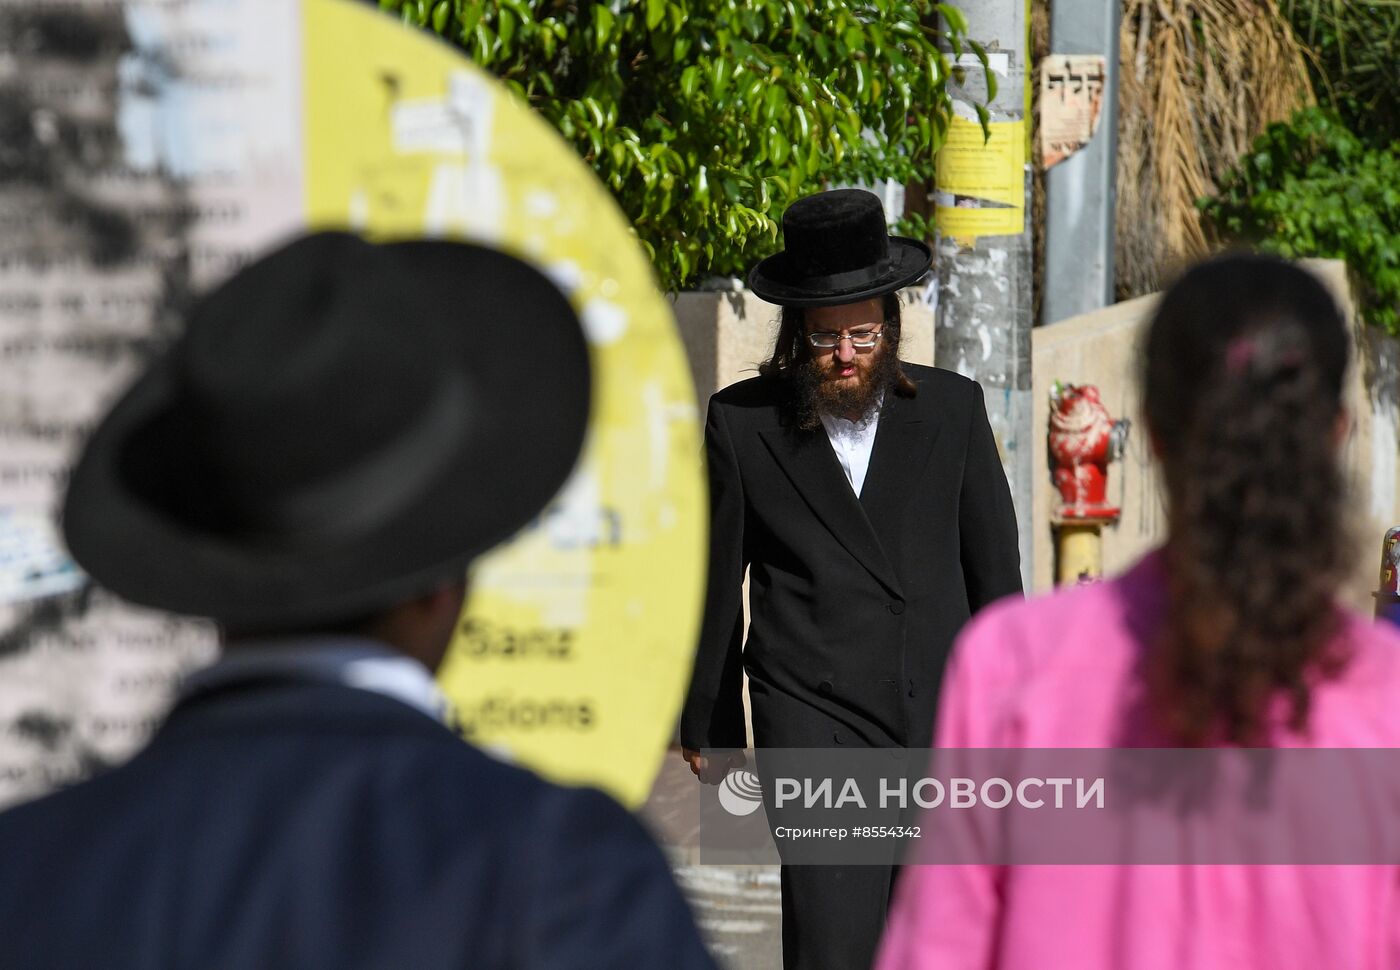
[{"xmin": 680, "ymin": 190, "xmax": 1023, "ymax": 970}]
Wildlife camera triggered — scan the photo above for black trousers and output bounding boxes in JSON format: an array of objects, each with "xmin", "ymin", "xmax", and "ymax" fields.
[{"xmin": 779, "ymin": 864, "xmax": 901, "ymax": 970}]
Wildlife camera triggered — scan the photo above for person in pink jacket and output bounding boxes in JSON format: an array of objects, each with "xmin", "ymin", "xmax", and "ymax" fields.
[{"xmin": 876, "ymin": 253, "xmax": 1400, "ymax": 970}]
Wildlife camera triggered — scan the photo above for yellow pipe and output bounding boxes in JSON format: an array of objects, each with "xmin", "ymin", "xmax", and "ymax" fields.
[{"xmin": 1055, "ymin": 522, "xmax": 1103, "ymax": 586}]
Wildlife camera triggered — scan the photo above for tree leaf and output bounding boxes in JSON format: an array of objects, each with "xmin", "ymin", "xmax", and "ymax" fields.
[
  {"xmin": 593, "ymin": 4, "xmax": 615, "ymax": 49},
  {"xmin": 498, "ymin": 8, "xmax": 515, "ymax": 49},
  {"xmin": 770, "ymin": 128, "xmax": 790, "ymax": 165},
  {"xmin": 681, "ymin": 65, "xmax": 701, "ymax": 100},
  {"xmin": 968, "ymin": 40, "xmax": 997, "ymax": 103},
  {"xmin": 935, "ymin": 3, "xmax": 967, "ymax": 35},
  {"xmin": 396, "ymin": 0, "xmax": 982, "ymax": 289},
  {"xmin": 646, "ymin": 0, "xmax": 666, "ymax": 31}
]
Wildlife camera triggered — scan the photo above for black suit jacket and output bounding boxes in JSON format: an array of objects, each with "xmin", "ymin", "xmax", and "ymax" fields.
[
  {"xmin": 0, "ymin": 679, "xmax": 715, "ymax": 970},
  {"xmin": 681, "ymin": 362, "xmax": 1022, "ymax": 752}
]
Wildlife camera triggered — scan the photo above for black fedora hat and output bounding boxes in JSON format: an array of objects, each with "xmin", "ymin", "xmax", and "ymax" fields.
[
  {"xmin": 747, "ymin": 189, "xmax": 932, "ymax": 307},
  {"xmin": 61, "ymin": 232, "xmax": 590, "ymax": 630}
]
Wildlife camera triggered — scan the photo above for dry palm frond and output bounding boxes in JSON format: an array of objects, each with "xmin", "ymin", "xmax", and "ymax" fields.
[
  {"xmin": 1114, "ymin": 5, "xmax": 1159, "ymax": 304},
  {"xmin": 1152, "ymin": 16, "xmax": 1211, "ymax": 263},
  {"xmin": 1114, "ymin": 0, "xmax": 1314, "ymax": 299}
]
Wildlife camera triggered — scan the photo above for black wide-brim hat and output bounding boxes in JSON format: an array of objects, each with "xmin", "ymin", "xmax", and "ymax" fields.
[
  {"xmin": 748, "ymin": 188, "xmax": 932, "ymax": 308},
  {"xmin": 62, "ymin": 232, "xmax": 591, "ymax": 630}
]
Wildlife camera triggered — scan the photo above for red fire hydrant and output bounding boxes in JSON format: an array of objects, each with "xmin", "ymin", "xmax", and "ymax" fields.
[
  {"xmin": 1048, "ymin": 382, "xmax": 1130, "ymax": 521},
  {"xmin": 1048, "ymin": 382, "xmax": 1129, "ymax": 585}
]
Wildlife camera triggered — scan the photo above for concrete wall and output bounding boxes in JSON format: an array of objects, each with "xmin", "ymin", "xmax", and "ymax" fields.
[
  {"xmin": 672, "ymin": 260, "xmax": 1400, "ymax": 609},
  {"xmin": 1031, "ymin": 259, "xmax": 1400, "ymax": 609},
  {"xmin": 1341, "ymin": 289, "xmax": 1400, "ymax": 610}
]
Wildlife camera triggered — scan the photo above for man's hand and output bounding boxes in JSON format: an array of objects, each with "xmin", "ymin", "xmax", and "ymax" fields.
[{"xmin": 681, "ymin": 747, "xmax": 746, "ymax": 785}]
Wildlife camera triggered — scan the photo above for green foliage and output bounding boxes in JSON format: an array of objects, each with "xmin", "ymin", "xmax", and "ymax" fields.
[
  {"xmin": 1203, "ymin": 108, "xmax": 1400, "ymax": 335},
  {"xmin": 1279, "ymin": 0, "xmax": 1400, "ymax": 147},
  {"xmin": 382, "ymin": 0, "xmax": 982, "ymax": 290}
]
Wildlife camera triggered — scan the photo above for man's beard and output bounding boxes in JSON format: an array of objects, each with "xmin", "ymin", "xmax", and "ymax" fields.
[{"xmin": 792, "ymin": 345, "xmax": 900, "ymax": 431}]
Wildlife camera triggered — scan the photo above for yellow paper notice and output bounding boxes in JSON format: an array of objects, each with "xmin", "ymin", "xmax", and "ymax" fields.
[
  {"xmin": 301, "ymin": 0, "xmax": 706, "ymax": 807},
  {"xmin": 935, "ymin": 117, "xmax": 1027, "ymax": 244}
]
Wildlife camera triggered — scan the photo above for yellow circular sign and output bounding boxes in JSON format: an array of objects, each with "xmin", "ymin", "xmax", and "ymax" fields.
[{"xmin": 302, "ymin": 0, "xmax": 705, "ymax": 807}]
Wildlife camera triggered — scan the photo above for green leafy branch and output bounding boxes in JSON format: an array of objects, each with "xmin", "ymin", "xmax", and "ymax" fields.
[
  {"xmin": 1203, "ymin": 108, "xmax": 1400, "ymax": 335},
  {"xmin": 384, "ymin": 0, "xmax": 981, "ymax": 290}
]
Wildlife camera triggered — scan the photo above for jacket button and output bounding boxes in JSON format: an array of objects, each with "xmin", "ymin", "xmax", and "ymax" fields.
[
  {"xmin": 888, "ymin": 601, "xmax": 905, "ymax": 615},
  {"xmin": 833, "ymin": 731, "xmax": 844, "ymax": 744},
  {"xmin": 818, "ymin": 680, "xmax": 833, "ymax": 695},
  {"xmin": 907, "ymin": 686, "xmax": 917, "ymax": 698}
]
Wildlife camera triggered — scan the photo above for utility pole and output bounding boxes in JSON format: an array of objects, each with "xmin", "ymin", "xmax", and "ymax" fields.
[
  {"xmin": 1042, "ymin": 0, "xmax": 1122, "ymax": 323},
  {"xmin": 933, "ymin": 0, "xmax": 1034, "ymax": 590}
]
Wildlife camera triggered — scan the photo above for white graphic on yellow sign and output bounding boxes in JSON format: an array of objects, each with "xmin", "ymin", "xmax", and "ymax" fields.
[{"xmin": 302, "ymin": 0, "xmax": 706, "ymax": 807}]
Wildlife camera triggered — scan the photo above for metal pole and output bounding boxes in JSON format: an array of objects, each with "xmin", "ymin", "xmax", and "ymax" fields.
[
  {"xmin": 1042, "ymin": 0, "xmax": 1122, "ymax": 324},
  {"xmin": 934, "ymin": 0, "xmax": 1034, "ymax": 590}
]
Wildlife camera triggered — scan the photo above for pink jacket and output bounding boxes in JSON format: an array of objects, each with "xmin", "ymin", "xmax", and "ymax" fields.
[{"xmin": 876, "ymin": 551, "xmax": 1400, "ymax": 970}]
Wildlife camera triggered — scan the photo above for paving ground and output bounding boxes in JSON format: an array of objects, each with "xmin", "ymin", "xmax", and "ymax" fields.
[
  {"xmin": 642, "ymin": 750, "xmax": 783, "ymax": 969},
  {"xmin": 671, "ymin": 862, "xmax": 782, "ymax": 970}
]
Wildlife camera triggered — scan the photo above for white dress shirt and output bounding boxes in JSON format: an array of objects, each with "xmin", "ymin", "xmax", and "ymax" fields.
[{"xmin": 820, "ymin": 402, "xmax": 882, "ymax": 497}]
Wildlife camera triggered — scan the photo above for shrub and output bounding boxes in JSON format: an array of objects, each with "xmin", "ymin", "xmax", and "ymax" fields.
[
  {"xmin": 1203, "ymin": 108, "xmax": 1400, "ymax": 335},
  {"xmin": 383, "ymin": 0, "xmax": 986, "ymax": 289}
]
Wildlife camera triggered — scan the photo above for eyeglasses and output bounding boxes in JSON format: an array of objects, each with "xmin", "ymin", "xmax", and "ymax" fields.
[{"xmin": 806, "ymin": 329, "xmax": 883, "ymax": 349}]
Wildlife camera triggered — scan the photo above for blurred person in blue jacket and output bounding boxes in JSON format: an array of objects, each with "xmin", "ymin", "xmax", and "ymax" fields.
[{"xmin": 0, "ymin": 231, "xmax": 716, "ymax": 970}]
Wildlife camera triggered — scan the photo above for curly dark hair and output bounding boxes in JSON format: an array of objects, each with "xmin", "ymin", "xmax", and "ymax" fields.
[{"xmin": 1143, "ymin": 253, "xmax": 1352, "ymax": 745}]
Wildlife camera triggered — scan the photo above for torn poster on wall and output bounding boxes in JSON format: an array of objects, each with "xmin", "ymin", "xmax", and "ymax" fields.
[{"xmin": 1040, "ymin": 55, "xmax": 1107, "ymax": 170}]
